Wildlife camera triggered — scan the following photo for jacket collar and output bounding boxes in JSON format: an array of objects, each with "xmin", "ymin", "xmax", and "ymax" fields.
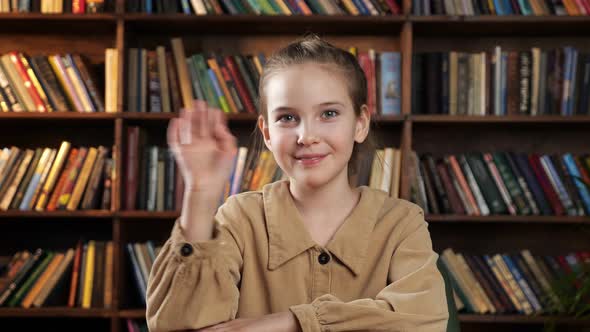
[{"xmin": 263, "ymin": 179, "xmax": 386, "ymax": 276}]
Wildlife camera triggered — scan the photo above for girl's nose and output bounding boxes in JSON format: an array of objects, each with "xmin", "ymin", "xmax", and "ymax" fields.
[{"xmin": 297, "ymin": 123, "xmax": 320, "ymax": 146}]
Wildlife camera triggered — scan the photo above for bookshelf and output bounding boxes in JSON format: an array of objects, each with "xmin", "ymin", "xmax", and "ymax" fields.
[{"xmin": 2, "ymin": 0, "xmax": 590, "ymax": 331}]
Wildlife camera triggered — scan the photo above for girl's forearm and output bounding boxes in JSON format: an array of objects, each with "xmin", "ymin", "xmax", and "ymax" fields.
[{"xmin": 179, "ymin": 190, "xmax": 222, "ymax": 243}]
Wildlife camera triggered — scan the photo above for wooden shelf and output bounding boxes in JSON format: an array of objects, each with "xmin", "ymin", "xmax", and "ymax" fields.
[
  {"xmin": 0, "ymin": 307, "xmax": 114, "ymax": 318},
  {"xmin": 118, "ymin": 309, "xmax": 146, "ymax": 318},
  {"xmin": 123, "ymin": 14, "xmax": 405, "ymax": 35},
  {"xmin": 0, "ymin": 210, "xmax": 114, "ymax": 218},
  {"xmin": 426, "ymin": 214, "xmax": 590, "ymax": 224},
  {"xmin": 410, "ymin": 115, "xmax": 590, "ymax": 124},
  {"xmin": 459, "ymin": 314, "xmax": 590, "ymax": 324},
  {"xmin": 118, "ymin": 211, "xmax": 180, "ymax": 219},
  {"xmin": 0, "ymin": 13, "xmax": 117, "ymax": 33},
  {"xmin": 410, "ymin": 15, "xmax": 590, "ymax": 36}
]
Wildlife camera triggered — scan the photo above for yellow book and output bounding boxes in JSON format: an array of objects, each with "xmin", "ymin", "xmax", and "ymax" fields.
[
  {"xmin": 257, "ymin": 154, "xmax": 278, "ymax": 190},
  {"xmin": 103, "ymin": 241, "xmax": 113, "ymax": 308},
  {"xmin": 249, "ymin": 150, "xmax": 269, "ymax": 191},
  {"xmin": 19, "ymin": 53, "xmax": 53, "ymax": 112},
  {"xmin": 35, "ymin": 141, "xmax": 71, "ymax": 211},
  {"xmin": 342, "ymin": 0, "xmax": 360, "ymax": 15},
  {"xmin": 48, "ymin": 55, "xmax": 81, "ymax": 112},
  {"xmin": 170, "ymin": 38, "xmax": 194, "ymax": 110},
  {"xmin": 67, "ymin": 147, "xmax": 98, "ymax": 211},
  {"xmin": 252, "ymin": 55, "xmax": 264, "ymax": 75},
  {"xmin": 274, "ymin": 0, "xmax": 292, "ymax": 14},
  {"xmin": 82, "ymin": 240, "xmax": 95, "ymax": 309}
]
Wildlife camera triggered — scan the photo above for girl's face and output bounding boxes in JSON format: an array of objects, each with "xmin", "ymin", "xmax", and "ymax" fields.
[{"xmin": 258, "ymin": 62, "xmax": 370, "ymax": 189}]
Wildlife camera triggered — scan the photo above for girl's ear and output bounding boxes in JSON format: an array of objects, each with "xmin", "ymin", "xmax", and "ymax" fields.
[
  {"xmin": 257, "ymin": 115, "xmax": 272, "ymax": 150},
  {"xmin": 354, "ymin": 104, "xmax": 370, "ymax": 143}
]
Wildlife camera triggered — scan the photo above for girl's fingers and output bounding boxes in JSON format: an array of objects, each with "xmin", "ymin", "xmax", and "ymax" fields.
[
  {"xmin": 167, "ymin": 118, "xmax": 181, "ymax": 147},
  {"xmin": 213, "ymin": 112, "xmax": 236, "ymax": 154},
  {"xmin": 196, "ymin": 100, "xmax": 209, "ymax": 138}
]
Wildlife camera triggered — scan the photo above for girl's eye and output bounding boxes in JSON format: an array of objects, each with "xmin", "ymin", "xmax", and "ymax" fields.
[
  {"xmin": 278, "ymin": 114, "xmax": 296, "ymax": 122},
  {"xmin": 322, "ymin": 110, "xmax": 339, "ymax": 118}
]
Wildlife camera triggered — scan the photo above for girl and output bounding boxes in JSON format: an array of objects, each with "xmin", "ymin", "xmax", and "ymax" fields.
[{"xmin": 146, "ymin": 35, "xmax": 449, "ymax": 332}]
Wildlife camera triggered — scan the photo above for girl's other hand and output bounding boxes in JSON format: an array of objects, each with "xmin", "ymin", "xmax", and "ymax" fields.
[{"xmin": 168, "ymin": 99, "xmax": 238, "ymax": 196}]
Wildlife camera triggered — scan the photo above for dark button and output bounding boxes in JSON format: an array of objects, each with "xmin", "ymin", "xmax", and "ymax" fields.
[
  {"xmin": 318, "ymin": 252, "xmax": 331, "ymax": 265},
  {"xmin": 180, "ymin": 243, "xmax": 193, "ymax": 257}
]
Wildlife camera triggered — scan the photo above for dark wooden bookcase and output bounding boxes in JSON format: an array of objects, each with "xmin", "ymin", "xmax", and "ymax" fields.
[{"xmin": 1, "ymin": 0, "xmax": 590, "ymax": 331}]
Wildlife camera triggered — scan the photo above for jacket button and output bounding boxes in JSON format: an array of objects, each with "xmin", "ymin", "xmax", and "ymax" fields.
[
  {"xmin": 318, "ymin": 252, "xmax": 330, "ymax": 265},
  {"xmin": 180, "ymin": 243, "xmax": 193, "ymax": 257}
]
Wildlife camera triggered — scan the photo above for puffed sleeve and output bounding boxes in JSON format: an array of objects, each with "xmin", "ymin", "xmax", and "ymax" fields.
[
  {"xmin": 146, "ymin": 196, "xmax": 244, "ymax": 332},
  {"xmin": 289, "ymin": 206, "xmax": 449, "ymax": 332}
]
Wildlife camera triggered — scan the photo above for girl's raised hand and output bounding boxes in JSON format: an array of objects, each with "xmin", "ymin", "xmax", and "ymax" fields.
[{"xmin": 168, "ymin": 100, "xmax": 238, "ymax": 197}]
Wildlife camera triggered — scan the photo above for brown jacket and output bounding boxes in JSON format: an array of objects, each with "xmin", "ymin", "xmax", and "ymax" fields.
[{"xmin": 146, "ymin": 179, "xmax": 449, "ymax": 332}]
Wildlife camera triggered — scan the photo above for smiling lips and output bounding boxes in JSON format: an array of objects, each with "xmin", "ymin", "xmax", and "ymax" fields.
[{"xmin": 295, "ymin": 153, "xmax": 328, "ymax": 166}]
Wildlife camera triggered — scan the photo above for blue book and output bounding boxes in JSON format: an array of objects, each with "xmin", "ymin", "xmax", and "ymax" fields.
[
  {"xmin": 19, "ymin": 172, "xmax": 41, "ymax": 210},
  {"xmin": 502, "ymin": 254, "xmax": 543, "ymax": 313},
  {"xmin": 511, "ymin": 152, "xmax": 553, "ymax": 215},
  {"xmin": 145, "ymin": 0, "xmax": 153, "ymax": 13},
  {"xmin": 207, "ymin": 68, "xmax": 229, "ymax": 113},
  {"xmin": 126, "ymin": 243, "xmax": 147, "ymax": 304},
  {"xmin": 501, "ymin": 52, "xmax": 508, "ymax": 116},
  {"xmin": 441, "ymin": 53, "xmax": 449, "ymax": 115},
  {"xmin": 493, "ymin": 0, "xmax": 504, "ymax": 15},
  {"xmin": 180, "ymin": 0, "xmax": 192, "ymax": 13},
  {"xmin": 563, "ymin": 153, "xmax": 590, "ymax": 214},
  {"xmin": 64, "ymin": 54, "xmax": 96, "ymax": 112},
  {"xmin": 561, "ymin": 47, "xmax": 573, "ymax": 116},
  {"xmin": 502, "ymin": 0, "xmax": 513, "ymax": 14},
  {"xmin": 380, "ymin": 52, "xmax": 401, "ymax": 115},
  {"xmin": 568, "ymin": 48, "xmax": 578, "ymax": 116},
  {"xmin": 540, "ymin": 154, "xmax": 576, "ymax": 215},
  {"xmin": 517, "ymin": 0, "xmax": 532, "ymax": 15}
]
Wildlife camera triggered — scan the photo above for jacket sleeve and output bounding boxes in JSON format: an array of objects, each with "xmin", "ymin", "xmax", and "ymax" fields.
[
  {"xmin": 146, "ymin": 197, "xmax": 244, "ymax": 332},
  {"xmin": 289, "ymin": 206, "xmax": 449, "ymax": 332}
]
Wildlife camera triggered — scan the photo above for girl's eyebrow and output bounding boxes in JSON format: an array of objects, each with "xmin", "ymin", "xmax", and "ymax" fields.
[{"xmin": 272, "ymin": 102, "xmax": 344, "ymax": 113}]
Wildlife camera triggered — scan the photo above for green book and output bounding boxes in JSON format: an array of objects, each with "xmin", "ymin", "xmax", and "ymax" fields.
[
  {"xmin": 192, "ymin": 55, "xmax": 220, "ymax": 108},
  {"xmin": 492, "ymin": 152, "xmax": 531, "ymax": 215},
  {"xmin": 8, "ymin": 251, "xmax": 54, "ymax": 307}
]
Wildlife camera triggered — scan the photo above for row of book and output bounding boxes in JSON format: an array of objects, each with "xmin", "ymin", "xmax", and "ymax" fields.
[
  {"xmin": 126, "ymin": 241, "xmax": 163, "ymax": 304},
  {"xmin": 352, "ymin": 146, "xmax": 402, "ymax": 197},
  {"xmin": 124, "ymin": 126, "xmax": 286, "ymax": 210},
  {"xmin": 0, "ymin": 142, "xmax": 115, "ymax": 211},
  {"xmin": 0, "ymin": 0, "xmax": 113, "ymax": 13},
  {"xmin": 408, "ymin": 152, "xmax": 590, "ymax": 216},
  {"xmin": 165, "ymin": 38, "xmax": 401, "ymax": 116},
  {"xmin": 412, "ymin": 0, "xmax": 583, "ymax": 16},
  {"xmin": 412, "ymin": 47, "xmax": 590, "ymax": 116},
  {"xmin": 125, "ymin": 133, "xmax": 179, "ymax": 211},
  {"xmin": 127, "ymin": 0, "xmax": 402, "ymax": 15},
  {"xmin": 440, "ymin": 248, "xmax": 589, "ymax": 315},
  {"xmin": 0, "ymin": 240, "xmax": 114, "ymax": 308},
  {"xmin": 127, "ymin": 45, "xmax": 264, "ymax": 114},
  {"xmin": 0, "ymin": 53, "xmax": 107, "ymax": 113}
]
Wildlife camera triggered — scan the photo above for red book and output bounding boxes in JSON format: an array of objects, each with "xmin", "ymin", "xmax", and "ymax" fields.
[
  {"xmin": 224, "ymin": 56, "xmax": 256, "ymax": 114},
  {"xmin": 358, "ymin": 52, "xmax": 376, "ymax": 115},
  {"xmin": 125, "ymin": 127, "xmax": 139, "ymax": 210},
  {"xmin": 47, "ymin": 148, "xmax": 79, "ymax": 212},
  {"xmin": 56, "ymin": 148, "xmax": 88, "ymax": 210},
  {"xmin": 68, "ymin": 241, "xmax": 82, "ymax": 307},
  {"xmin": 73, "ymin": 0, "xmax": 86, "ymax": 13},
  {"xmin": 8, "ymin": 52, "xmax": 46, "ymax": 112},
  {"xmin": 384, "ymin": 0, "xmax": 400, "ymax": 14},
  {"xmin": 528, "ymin": 154, "xmax": 565, "ymax": 216}
]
